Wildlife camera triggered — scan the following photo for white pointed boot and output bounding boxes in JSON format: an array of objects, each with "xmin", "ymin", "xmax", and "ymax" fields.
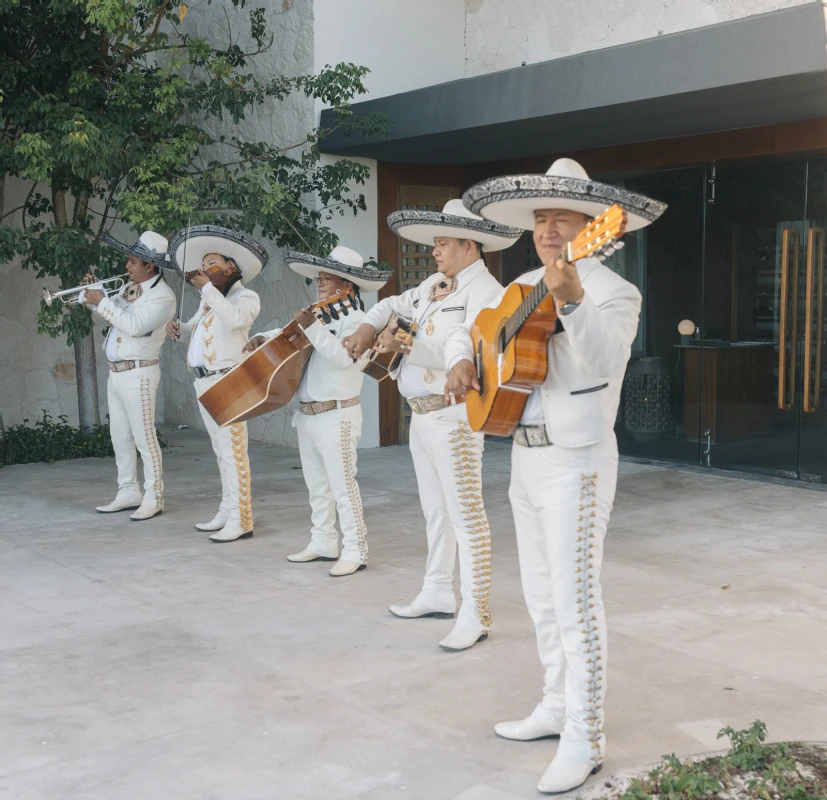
[
  {"xmin": 209, "ymin": 521, "xmax": 252, "ymax": 543},
  {"xmin": 328, "ymin": 558, "xmax": 366, "ymax": 577},
  {"xmin": 537, "ymin": 756, "xmax": 602, "ymax": 795},
  {"xmin": 287, "ymin": 546, "xmax": 337, "ymax": 563},
  {"xmin": 438, "ymin": 624, "xmax": 487, "ymax": 652},
  {"xmin": 96, "ymin": 490, "xmax": 142, "ymax": 513},
  {"xmin": 494, "ymin": 703, "xmax": 562, "ymax": 741},
  {"xmin": 195, "ymin": 511, "xmax": 228, "ymax": 532},
  {"xmin": 389, "ymin": 591, "xmax": 456, "ymax": 619},
  {"xmin": 130, "ymin": 502, "xmax": 162, "ymax": 521}
]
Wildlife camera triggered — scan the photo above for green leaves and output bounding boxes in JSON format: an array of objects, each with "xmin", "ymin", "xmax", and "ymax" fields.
[{"xmin": 1, "ymin": 0, "xmax": 390, "ymax": 350}]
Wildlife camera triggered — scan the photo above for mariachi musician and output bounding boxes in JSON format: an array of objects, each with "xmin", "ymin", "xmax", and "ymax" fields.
[
  {"xmin": 83, "ymin": 230, "xmax": 176, "ymax": 521},
  {"xmin": 343, "ymin": 201, "xmax": 520, "ymax": 651},
  {"xmin": 445, "ymin": 159, "xmax": 666, "ymax": 794},
  {"xmin": 245, "ymin": 247, "xmax": 392, "ymax": 577},
  {"xmin": 165, "ymin": 225, "xmax": 268, "ymax": 543}
]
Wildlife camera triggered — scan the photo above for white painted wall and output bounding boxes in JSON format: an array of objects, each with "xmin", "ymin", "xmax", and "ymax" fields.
[
  {"xmin": 313, "ymin": 0, "xmax": 465, "ymax": 447},
  {"xmin": 314, "ymin": 0, "xmax": 466, "ymax": 103},
  {"xmin": 464, "ymin": 0, "xmax": 817, "ymax": 76}
]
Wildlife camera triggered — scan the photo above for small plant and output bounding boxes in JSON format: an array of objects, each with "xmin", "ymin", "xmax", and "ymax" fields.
[
  {"xmin": 1, "ymin": 410, "xmax": 169, "ymax": 466},
  {"xmin": 603, "ymin": 722, "xmax": 827, "ymax": 800}
]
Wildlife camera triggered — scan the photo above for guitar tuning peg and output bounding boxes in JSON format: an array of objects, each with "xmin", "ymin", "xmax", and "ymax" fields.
[
  {"xmin": 320, "ymin": 309, "xmax": 331, "ymax": 325},
  {"xmin": 613, "ymin": 240, "xmax": 625, "ymax": 250},
  {"xmin": 339, "ymin": 300, "xmax": 350, "ymax": 316},
  {"xmin": 329, "ymin": 305, "xmax": 340, "ymax": 321}
]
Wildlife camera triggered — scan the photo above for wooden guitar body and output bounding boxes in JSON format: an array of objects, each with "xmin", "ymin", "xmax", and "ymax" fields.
[
  {"xmin": 359, "ymin": 315, "xmax": 418, "ymax": 382},
  {"xmin": 198, "ymin": 287, "xmax": 359, "ymax": 427},
  {"xmin": 198, "ymin": 321, "xmax": 311, "ymax": 426},
  {"xmin": 466, "ymin": 283, "xmax": 558, "ymax": 436}
]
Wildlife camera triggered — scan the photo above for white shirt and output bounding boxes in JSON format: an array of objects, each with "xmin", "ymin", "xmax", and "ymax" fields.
[
  {"xmin": 186, "ymin": 302, "xmax": 209, "ymax": 368},
  {"xmin": 105, "ymin": 277, "xmax": 157, "ymax": 362},
  {"xmin": 397, "ymin": 262, "xmax": 479, "ymax": 399}
]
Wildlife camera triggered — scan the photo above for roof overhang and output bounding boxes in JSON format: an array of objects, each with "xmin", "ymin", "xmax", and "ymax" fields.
[{"xmin": 320, "ymin": 4, "xmax": 827, "ymax": 164}]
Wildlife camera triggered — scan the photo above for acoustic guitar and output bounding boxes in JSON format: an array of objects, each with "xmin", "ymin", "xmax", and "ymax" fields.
[
  {"xmin": 466, "ymin": 204, "xmax": 628, "ymax": 436},
  {"xmin": 199, "ymin": 288, "xmax": 360, "ymax": 427},
  {"xmin": 359, "ymin": 315, "xmax": 419, "ymax": 382}
]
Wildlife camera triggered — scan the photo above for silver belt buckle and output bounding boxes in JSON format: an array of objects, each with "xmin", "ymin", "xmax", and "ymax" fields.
[{"xmin": 514, "ymin": 425, "xmax": 552, "ymax": 448}]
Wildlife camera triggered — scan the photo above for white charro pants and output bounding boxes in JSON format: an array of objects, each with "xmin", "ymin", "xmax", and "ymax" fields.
[
  {"xmin": 508, "ymin": 434, "xmax": 619, "ymax": 766},
  {"xmin": 409, "ymin": 402, "xmax": 492, "ymax": 633},
  {"xmin": 296, "ymin": 404, "xmax": 368, "ymax": 564},
  {"xmin": 107, "ymin": 364, "xmax": 164, "ymax": 507},
  {"xmin": 195, "ymin": 375, "xmax": 253, "ymax": 532}
]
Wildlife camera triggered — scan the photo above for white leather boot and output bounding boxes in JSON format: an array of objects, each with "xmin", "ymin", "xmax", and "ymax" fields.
[
  {"xmin": 438, "ymin": 624, "xmax": 487, "ymax": 652},
  {"xmin": 389, "ymin": 591, "xmax": 456, "ymax": 619},
  {"xmin": 208, "ymin": 522, "xmax": 253, "ymax": 543},
  {"xmin": 287, "ymin": 546, "xmax": 337, "ymax": 563},
  {"xmin": 96, "ymin": 490, "xmax": 142, "ymax": 513},
  {"xmin": 328, "ymin": 558, "xmax": 366, "ymax": 577},
  {"xmin": 195, "ymin": 511, "xmax": 228, "ymax": 532},
  {"xmin": 537, "ymin": 755, "xmax": 602, "ymax": 794},
  {"xmin": 494, "ymin": 703, "xmax": 563, "ymax": 741},
  {"xmin": 130, "ymin": 502, "xmax": 162, "ymax": 521}
]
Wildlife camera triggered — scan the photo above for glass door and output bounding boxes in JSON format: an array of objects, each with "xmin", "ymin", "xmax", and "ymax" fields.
[
  {"xmin": 795, "ymin": 156, "xmax": 827, "ymax": 483},
  {"xmin": 701, "ymin": 158, "xmax": 808, "ymax": 477}
]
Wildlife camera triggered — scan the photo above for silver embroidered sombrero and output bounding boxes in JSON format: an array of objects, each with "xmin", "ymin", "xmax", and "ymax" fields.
[
  {"xmin": 463, "ymin": 158, "xmax": 667, "ymax": 233},
  {"xmin": 285, "ymin": 246, "xmax": 393, "ymax": 292},
  {"xmin": 170, "ymin": 225, "xmax": 269, "ymax": 285},
  {"xmin": 388, "ymin": 199, "xmax": 522, "ymax": 252},
  {"xmin": 102, "ymin": 230, "xmax": 170, "ymax": 269}
]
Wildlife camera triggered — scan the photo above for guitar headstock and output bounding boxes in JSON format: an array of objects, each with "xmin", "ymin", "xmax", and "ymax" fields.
[
  {"xmin": 566, "ymin": 204, "xmax": 628, "ymax": 263},
  {"xmin": 310, "ymin": 287, "xmax": 360, "ymax": 325}
]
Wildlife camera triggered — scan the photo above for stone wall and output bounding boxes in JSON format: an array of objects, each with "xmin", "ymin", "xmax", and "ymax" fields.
[
  {"xmin": 0, "ymin": 177, "xmax": 117, "ymax": 431},
  {"xmin": 464, "ymin": 0, "xmax": 816, "ymax": 77},
  {"xmin": 159, "ymin": 0, "xmax": 318, "ymax": 450}
]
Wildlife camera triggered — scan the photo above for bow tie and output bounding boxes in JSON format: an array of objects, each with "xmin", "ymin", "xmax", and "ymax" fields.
[
  {"xmin": 427, "ymin": 277, "xmax": 457, "ymax": 302},
  {"xmin": 125, "ymin": 283, "xmax": 143, "ymax": 304}
]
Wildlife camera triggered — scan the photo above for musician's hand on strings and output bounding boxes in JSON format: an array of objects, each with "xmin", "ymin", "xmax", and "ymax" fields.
[
  {"xmin": 445, "ymin": 360, "xmax": 478, "ymax": 400},
  {"xmin": 343, "ymin": 323, "xmax": 376, "ymax": 359},
  {"xmin": 375, "ymin": 327, "xmax": 408, "ymax": 354},
  {"xmin": 84, "ymin": 288, "xmax": 105, "ymax": 305},
  {"xmin": 243, "ymin": 335, "xmax": 266, "ymax": 354},
  {"xmin": 294, "ymin": 308, "xmax": 317, "ymax": 329},
  {"xmin": 82, "ymin": 273, "xmax": 97, "ymax": 285},
  {"xmin": 189, "ymin": 269, "xmax": 211, "ymax": 290},
  {"xmin": 544, "ymin": 257, "xmax": 583, "ymax": 305},
  {"xmin": 165, "ymin": 320, "xmax": 180, "ymax": 341}
]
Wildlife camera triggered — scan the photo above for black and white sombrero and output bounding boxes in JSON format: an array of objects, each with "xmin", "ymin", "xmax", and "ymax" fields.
[
  {"xmin": 170, "ymin": 225, "xmax": 269, "ymax": 285},
  {"xmin": 463, "ymin": 158, "xmax": 668, "ymax": 233},
  {"xmin": 285, "ymin": 246, "xmax": 393, "ymax": 292},
  {"xmin": 102, "ymin": 230, "xmax": 170, "ymax": 269},
  {"xmin": 387, "ymin": 199, "xmax": 521, "ymax": 252}
]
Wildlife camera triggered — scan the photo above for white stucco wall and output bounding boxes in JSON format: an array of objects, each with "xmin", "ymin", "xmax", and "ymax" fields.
[
  {"xmin": 312, "ymin": 0, "xmax": 465, "ymax": 447},
  {"xmin": 464, "ymin": 0, "xmax": 817, "ymax": 76}
]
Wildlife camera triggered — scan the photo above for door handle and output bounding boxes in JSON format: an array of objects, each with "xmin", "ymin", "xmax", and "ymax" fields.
[
  {"xmin": 804, "ymin": 228, "xmax": 825, "ymax": 412},
  {"xmin": 778, "ymin": 228, "xmax": 800, "ymax": 410}
]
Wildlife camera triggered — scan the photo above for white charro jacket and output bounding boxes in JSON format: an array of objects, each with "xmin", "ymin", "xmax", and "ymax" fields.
[
  {"xmin": 260, "ymin": 306, "xmax": 367, "ymax": 402},
  {"xmin": 362, "ymin": 259, "xmax": 503, "ymax": 398},
  {"xmin": 95, "ymin": 273, "xmax": 177, "ymax": 361},
  {"xmin": 178, "ymin": 281, "xmax": 261, "ymax": 371},
  {"xmin": 444, "ymin": 257, "xmax": 642, "ymax": 448}
]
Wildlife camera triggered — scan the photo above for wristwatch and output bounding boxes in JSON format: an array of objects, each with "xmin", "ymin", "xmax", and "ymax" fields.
[{"xmin": 558, "ymin": 294, "xmax": 584, "ymax": 316}]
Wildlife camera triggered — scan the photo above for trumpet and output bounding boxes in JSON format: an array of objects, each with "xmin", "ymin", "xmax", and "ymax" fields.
[{"xmin": 42, "ymin": 273, "xmax": 128, "ymax": 307}]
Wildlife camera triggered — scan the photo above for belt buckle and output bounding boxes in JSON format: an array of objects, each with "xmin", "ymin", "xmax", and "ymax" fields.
[{"xmin": 408, "ymin": 398, "xmax": 424, "ymax": 415}]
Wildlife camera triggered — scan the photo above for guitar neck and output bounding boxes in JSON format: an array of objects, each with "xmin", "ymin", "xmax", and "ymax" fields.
[{"xmin": 503, "ymin": 279, "xmax": 551, "ymax": 345}]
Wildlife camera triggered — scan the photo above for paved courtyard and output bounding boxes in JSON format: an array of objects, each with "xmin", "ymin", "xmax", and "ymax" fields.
[{"xmin": 1, "ymin": 429, "xmax": 826, "ymax": 799}]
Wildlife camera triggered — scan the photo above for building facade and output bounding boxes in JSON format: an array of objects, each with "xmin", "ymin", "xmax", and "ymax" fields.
[{"xmin": 6, "ymin": 0, "xmax": 827, "ymax": 485}]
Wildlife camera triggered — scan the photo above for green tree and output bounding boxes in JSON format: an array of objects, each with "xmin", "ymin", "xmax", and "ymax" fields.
[{"xmin": 0, "ymin": 0, "xmax": 388, "ymax": 429}]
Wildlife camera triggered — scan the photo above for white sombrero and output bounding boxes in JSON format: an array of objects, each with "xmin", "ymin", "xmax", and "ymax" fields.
[
  {"xmin": 387, "ymin": 199, "xmax": 522, "ymax": 252},
  {"xmin": 285, "ymin": 246, "xmax": 393, "ymax": 292},
  {"xmin": 102, "ymin": 230, "xmax": 170, "ymax": 269},
  {"xmin": 169, "ymin": 225, "xmax": 269, "ymax": 285},
  {"xmin": 462, "ymin": 158, "xmax": 667, "ymax": 233}
]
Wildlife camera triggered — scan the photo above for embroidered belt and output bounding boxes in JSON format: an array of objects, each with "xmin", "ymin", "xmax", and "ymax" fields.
[
  {"xmin": 299, "ymin": 397, "xmax": 360, "ymax": 415},
  {"xmin": 109, "ymin": 359, "xmax": 158, "ymax": 373},
  {"xmin": 513, "ymin": 424, "xmax": 553, "ymax": 448},
  {"xmin": 407, "ymin": 394, "xmax": 465, "ymax": 415},
  {"xmin": 191, "ymin": 365, "xmax": 233, "ymax": 379}
]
